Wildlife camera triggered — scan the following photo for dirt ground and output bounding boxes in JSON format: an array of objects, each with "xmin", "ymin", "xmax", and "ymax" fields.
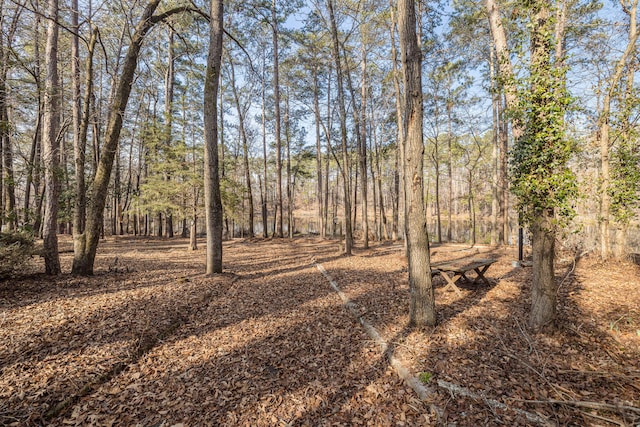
[{"xmin": 0, "ymin": 236, "xmax": 638, "ymax": 426}]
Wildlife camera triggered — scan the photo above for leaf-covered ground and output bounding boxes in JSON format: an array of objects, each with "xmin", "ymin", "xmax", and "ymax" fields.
[{"xmin": 0, "ymin": 236, "xmax": 638, "ymax": 426}]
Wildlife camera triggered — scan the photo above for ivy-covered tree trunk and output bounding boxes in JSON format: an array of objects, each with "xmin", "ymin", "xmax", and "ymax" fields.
[
  {"xmin": 398, "ymin": 0, "xmax": 436, "ymax": 327},
  {"xmin": 511, "ymin": 1, "xmax": 576, "ymax": 331}
]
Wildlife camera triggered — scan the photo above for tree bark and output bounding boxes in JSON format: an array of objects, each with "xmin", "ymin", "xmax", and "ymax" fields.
[
  {"xmin": 389, "ymin": 0, "xmax": 402, "ymax": 241},
  {"xmin": 398, "ymin": 0, "xmax": 436, "ymax": 327},
  {"xmin": 229, "ymin": 58, "xmax": 254, "ymax": 238},
  {"xmin": 71, "ymin": 0, "xmax": 86, "ymax": 242},
  {"xmin": 312, "ymin": 64, "xmax": 324, "ymax": 237},
  {"xmin": 529, "ymin": 208, "xmax": 556, "ymax": 331},
  {"xmin": 272, "ymin": 0, "xmax": 284, "ymax": 238},
  {"xmin": 42, "ymin": 0, "xmax": 61, "ymax": 274},
  {"xmin": 598, "ymin": 0, "xmax": 638, "ymax": 259},
  {"xmin": 165, "ymin": 28, "xmax": 175, "ymax": 238},
  {"xmin": 327, "ymin": 0, "xmax": 353, "ymax": 255},
  {"xmin": 0, "ymin": 1, "xmax": 21, "ymax": 231},
  {"xmin": 203, "ymin": 0, "xmax": 224, "ymax": 274},
  {"xmin": 360, "ymin": 43, "xmax": 369, "ymax": 249},
  {"xmin": 261, "ymin": 50, "xmax": 269, "ymax": 237},
  {"xmin": 73, "ymin": 0, "xmax": 183, "ymax": 274},
  {"xmin": 485, "ymin": 0, "xmax": 523, "ymax": 245}
]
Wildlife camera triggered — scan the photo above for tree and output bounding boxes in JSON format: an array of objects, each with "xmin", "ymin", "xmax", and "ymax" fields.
[
  {"xmin": 597, "ymin": 0, "xmax": 638, "ymax": 259},
  {"xmin": 203, "ymin": 0, "xmax": 224, "ymax": 274},
  {"xmin": 485, "ymin": 0, "xmax": 522, "ymax": 244},
  {"xmin": 228, "ymin": 55, "xmax": 254, "ymax": 238},
  {"xmin": 510, "ymin": 0, "xmax": 577, "ymax": 331},
  {"xmin": 73, "ymin": 1, "xmax": 190, "ymax": 275},
  {"xmin": 398, "ymin": 0, "xmax": 436, "ymax": 327},
  {"xmin": 272, "ymin": 0, "xmax": 284, "ymax": 238},
  {"xmin": 41, "ymin": 0, "xmax": 61, "ymax": 275},
  {"xmin": 327, "ymin": 0, "xmax": 353, "ymax": 255},
  {"xmin": 0, "ymin": 1, "xmax": 22, "ymax": 232}
]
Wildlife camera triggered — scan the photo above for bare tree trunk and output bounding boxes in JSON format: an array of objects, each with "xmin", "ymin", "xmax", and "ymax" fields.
[
  {"xmin": 529, "ymin": 208, "xmax": 556, "ymax": 330},
  {"xmin": 389, "ymin": 0, "xmax": 402, "ymax": 241},
  {"xmin": 0, "ymin": 1, "xmax": 21, "ymax": 231},
  {"xmin": 71, "ymin": 0, "xmax": 86, "ymax": 242},
  {"xmin": 229, "ymin": 58, "xmax": 254, "ymax": 237},
  {"xmin": 42, "ymin": 0, "xmax": 61, "ymax": 274},
  {"xmin": 598, "ymin": 0, "xmax": 638, "ymax": 259},
  {"xmin": 261, "ymin": 50, "xmax": 269, "ymax": 237},
  {"xmin": 164, "ymin": 28, "xmax": 175, "ymax": 238},
  {"xmin": 398, "ymin": 0, "xmax": 436, "ymax": 327},
  {"xmin": 271, "ymin": 0, "xmax": 283, "ymax": 238},
  {"xmin": 284, "ymin": 89, "xmax": 293, "ymax": 238},
  {"xmin": 73, "ymin": 1, "xmax": 187, "ymax": 274},
  {"xmin": 360, "ymin": 43, "xmax": 369, "ymax": 248},
  {"xmin": 446, "ymin": 103, "xmax": 453, "ymax": 242},
  {"xmin": 489, "ymin": 47, "xmax": 499, "ymax": 246},
  {"xmin": 485, "ymin": 0, "xmax": 523, "ymax": 246},
  {"xmin": 327, "ymin": 0, "xmax": 353, "ymax": 255},
  {"xmin": 204, "ymin": 0, "xmax": 224, "ymax": 274},
  {"xmin": 23, "ymin": 10, "xmax": 42, "ymax": 228},
  {"xmin": 312, "ymin": 65, "xmax": 324, "ymax": 237},
  {"xmin": 433, "ymin": 146, "xmax": 442, "ymax": 243}
]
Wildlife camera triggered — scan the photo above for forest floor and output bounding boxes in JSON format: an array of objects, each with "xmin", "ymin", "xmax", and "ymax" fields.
[{"xmin": 0, "ymin": 236, "xmax": 639, "ymax": 427}]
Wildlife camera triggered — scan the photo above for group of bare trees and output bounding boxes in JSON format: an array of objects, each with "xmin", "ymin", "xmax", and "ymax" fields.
[{"xmin": 0, "ymin": 0, "xmax": 637, "ymax": 328}]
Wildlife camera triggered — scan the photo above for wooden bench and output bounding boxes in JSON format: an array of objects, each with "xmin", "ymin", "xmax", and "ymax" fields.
[{"xmin": 430, "ymin": 258, "xmax": 497, "ymax": 295}]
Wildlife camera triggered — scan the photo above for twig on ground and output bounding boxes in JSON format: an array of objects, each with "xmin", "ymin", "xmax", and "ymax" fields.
[
  {"xmin": 521, "ymin": 399, "xmax": 640, "ymax": 416},
  {"xmin": 577, "ymin": 409, "xmax": 626, "ymax": 427}
]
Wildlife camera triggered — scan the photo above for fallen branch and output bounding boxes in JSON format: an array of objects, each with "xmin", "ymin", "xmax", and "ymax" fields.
[
  {"xmin": 436, "ymin": 380, "xmax": 553, "ymax": 426},
  {"xmin": 520, "ymin": 399, "xmax": 640, "ymax": 415}
]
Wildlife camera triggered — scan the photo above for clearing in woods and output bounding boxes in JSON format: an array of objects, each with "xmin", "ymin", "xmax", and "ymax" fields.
[{"xmin": 1, "ymin": 236, "xmax": 639, "ymax": 426}]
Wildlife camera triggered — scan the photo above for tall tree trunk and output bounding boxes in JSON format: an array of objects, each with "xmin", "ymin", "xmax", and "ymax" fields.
[
  {"xmin": 165, "ymin": 28, "xmax": 175, "ymax": 238},
  {"xmin": 71, "ymin": 0, "xmax": 86, "ymax": 242},
  {"xmin": 312, "ymin": 65, "xmax": 324, "ymax": 237},
  {"xmin": 489, "ymin": 47, "xmax": 499, "ymax": 246},
  {"xmin": 446, "ymin": 101, "xmax": 453, "ymax": 242},
  {"xmin": 360, "ymin": 43, "xmax": 369, "ymax": 249},
  {"xmin": 229, "ymin": 58, "xmax": 254, "ymax": 237},
  {"xmin": 272, "ymin": 0, "xmax": 283, "ymax": 238},
  {"xmin": 24, "ymin": 11, "xmax": 42, "ymax": 228},
  {"xmin": 327, "ymin": 0, "xmax": 353, "ymax": 255},
  {"xmin": 42, "ymin": 0, "xmax": 61, "ymax": 274},
  {"xmin": 0, "ymin": 1, "xmax": 21, "ymax": 231},
  {"xmin": 529, "ymin": 208, "xmax": 556, "ymax": 330},
  {"xmin": 398, "ymin": 0, "xmax": 436, "ymax": 327},
  {"xmin": 285, "ymin": 89, "xmax": 293, "ymax": 238},
  {"xmin": 485, "ymin": 0, "xmax": 523, "ymax": 246},
  {"xmin": 389, "ymin": 0, "xmax": 402, "ymax": 241},
  {"xmin": 433, "ymin": 147, "xmax": 442, "ymax": 243},
  {"xmin": 203, "ymin": 0, "xmax": 224, "ymax": 274},
  {"xmin": 261, "ymin": 51, "xmax": 269, "ymax": 237},
  {"xmin": 73, "ymin": 1, "xmax": 186, "ymax": 274},
  {"xmin": 598, "ymin": 0, "xmax": 638, "ymax": 259}
]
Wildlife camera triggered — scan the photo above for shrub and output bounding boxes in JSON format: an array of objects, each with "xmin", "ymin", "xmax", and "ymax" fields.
[{"xmin": 0, "ymin": 232, "xmax": 37, "ymax": 279}]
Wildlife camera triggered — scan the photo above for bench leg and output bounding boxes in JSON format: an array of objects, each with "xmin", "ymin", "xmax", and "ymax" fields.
[
  {"xmin": 440, "ymin": 272, "xmax": 463, "ymax": 295},
  {"xmin": 472, "ymin": 265, "xmax": 491, "ymax": 286}
]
